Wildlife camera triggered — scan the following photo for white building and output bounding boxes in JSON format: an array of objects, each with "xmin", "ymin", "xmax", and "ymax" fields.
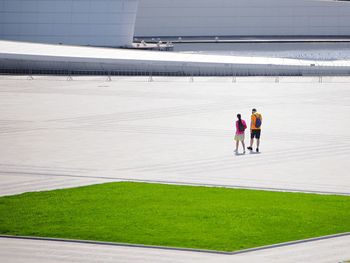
[
  {"xmin": 1, "ymin": 0, "xmax": 350, "ymax": 47},
  {"xmin": 135, "ymin": 0, "xmax": 350, "ymax": 37},
  {"xmin": 1, "ymin": 0, "xmax": 350, "ymax": 76},
  {"xmin": 0, "ymin": 0, "xmax": 139, "ymax": 47}
]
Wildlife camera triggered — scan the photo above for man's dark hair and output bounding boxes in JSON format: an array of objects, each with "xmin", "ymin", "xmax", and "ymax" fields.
[{"xmin": 252, "ymin": 108, "xmax": 257, "ymax": 112}]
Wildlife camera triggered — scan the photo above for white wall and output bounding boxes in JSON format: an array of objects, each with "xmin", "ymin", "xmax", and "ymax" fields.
[
  {"xmin": 135, "ymin": 0, "xmax": 350, "ymax": 37},
  {"xmin": 1, "ymin": 40, "xmax": 350, "ymax": 76},
  {"xmin": 0, "ymin": 0, "xmax": 139, "ymax": 47}
]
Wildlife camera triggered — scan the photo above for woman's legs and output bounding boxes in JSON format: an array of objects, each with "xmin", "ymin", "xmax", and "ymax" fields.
[
  {"xmin": 241, "ymin": 140, "xmax": 246, "ymax": 153},
  {"xmin": 235, "ymin": 140, "xmax": 239, "ymax": 152}
]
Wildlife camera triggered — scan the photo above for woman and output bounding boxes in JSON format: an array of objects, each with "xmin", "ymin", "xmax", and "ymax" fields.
[{"xmin": 234, "ymin": 114, "xmax": 247, "ymax": 154}]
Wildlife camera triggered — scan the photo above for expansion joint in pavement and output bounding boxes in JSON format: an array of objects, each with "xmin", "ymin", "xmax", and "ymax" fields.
[{"xmin": 1, "ymin": 232, "xmax": 349, "ymax": 256}]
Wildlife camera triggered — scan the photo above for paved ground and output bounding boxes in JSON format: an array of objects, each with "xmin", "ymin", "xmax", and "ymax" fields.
[
  {"xmin": 1, "ymin": 75, "xmax": 350, "ymax": 196},
  {"xmin": 1, "ymin": 235, "xmax": 350, "ymax": 263},
  {"xmin": 0, "ymin": 75, "xmax": 350, "ymax": 262}
]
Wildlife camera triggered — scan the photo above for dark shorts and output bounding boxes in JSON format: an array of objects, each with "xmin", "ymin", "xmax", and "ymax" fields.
[{"xmin": 251, "ymin": 129, "xmax": 261, "ymax": 139}]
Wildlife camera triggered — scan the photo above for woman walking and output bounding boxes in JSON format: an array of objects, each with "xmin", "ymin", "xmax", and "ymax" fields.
[{"xmin": 234, "ymin": 114, "xmax": 247, "ymax": 154}]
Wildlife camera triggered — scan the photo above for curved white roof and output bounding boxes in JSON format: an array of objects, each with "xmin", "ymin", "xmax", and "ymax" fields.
[{"xmin": 1, "ymin": 40, "xmax": 349, "ymax": 75}]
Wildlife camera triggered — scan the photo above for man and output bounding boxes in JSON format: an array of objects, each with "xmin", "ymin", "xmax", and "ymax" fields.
[{"xmin": 247, "ymin": 108, "xmax": 262, "ymax": 152}]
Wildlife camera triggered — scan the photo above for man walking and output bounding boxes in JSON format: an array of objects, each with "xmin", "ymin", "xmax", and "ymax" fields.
[{"xmin": 247, "ymin": 108, "xmax": 262, "ymax": 152}]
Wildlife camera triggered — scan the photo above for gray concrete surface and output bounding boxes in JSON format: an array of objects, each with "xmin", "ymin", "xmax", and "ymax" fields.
[
  {"xmin": 1, "ymin": 75, "xmax": 350, "ymax": 262},
  {"xmin": 1, "ymin": 75, "xmax": 350, "ymax": 196},
  {"xmin": 1, "ymin": 235, "xmax": 350, "ymax": 263}
]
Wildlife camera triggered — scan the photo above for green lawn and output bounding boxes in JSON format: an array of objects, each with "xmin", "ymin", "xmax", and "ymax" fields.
[{"xmin": 0, "ymin": 182, "xmax": 349, "ymax": 252}]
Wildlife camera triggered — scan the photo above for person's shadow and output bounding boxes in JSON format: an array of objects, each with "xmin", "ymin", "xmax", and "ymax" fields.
[{"xmin": 249, "ymin": 151, "xmax": 261, "ymax": 154}]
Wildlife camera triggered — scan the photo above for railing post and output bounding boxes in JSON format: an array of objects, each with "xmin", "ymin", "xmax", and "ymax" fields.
[
  {"xmin": 107, "ymin": 72, "xmax": 112, "ymax": 82},
  {"xmin": 27, "ymin": 69, "xmax": 33, "ymax": 80},
  {"xmin": 67, "ymin": 71, "xmax": 73, "ymax": 81}
]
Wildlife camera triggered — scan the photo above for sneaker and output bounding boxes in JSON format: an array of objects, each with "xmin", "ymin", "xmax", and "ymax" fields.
[
  {"xmin": 247, "ymin": 147, "xmax": 253, "ymax": 150},
  {"xmin": 256, "ymin": 148, "xmax": 259, "ymax": 152}
]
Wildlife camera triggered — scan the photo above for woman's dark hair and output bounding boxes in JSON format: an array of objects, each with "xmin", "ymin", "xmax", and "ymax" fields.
[{"xmin": 237, "ymin": 114, "xmax": 243, "ymax": 128}]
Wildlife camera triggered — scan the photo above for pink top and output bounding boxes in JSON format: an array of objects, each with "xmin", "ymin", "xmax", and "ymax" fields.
[{"xmin": 235, "ymin": 120, "xmax": 247, "ymax": 135}]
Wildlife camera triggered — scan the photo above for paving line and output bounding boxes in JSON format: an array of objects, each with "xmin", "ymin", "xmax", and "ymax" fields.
[
  {"xmin": 0, "ymin": 177, "xmax": 91, "ymax": 190},
  {"xmin": 0, "ymin": 235, "xmax": 227, "ymax": 255},
  {"xmin": 170, "ymin": 148, "xmax": 350, "ymax": 175},
  {"xmin": 1, "ymin": 232, "xmax": 349, "ymax": 256},
  {"xmin": 0, "ymin": 170, "xmax": 348, "ymax": 196},
  {"xmin": 3, "ymin": 119, "xmax": 349, "ymax": 145},
  {"xmin": 57, "ymin": 122, "xmax": 350, "ymax": 143},
  {"xmin": 105, "ymin": 144, "xmax": 350, "ymax": 174},
  {"xmin": 0, "ymin": 177, "xmax": 65, "ymax": 188},
  {"xmin": 44, "ymin": 100, "xmax": 254, "ymax": 124},
  {"xmin": 0, "ymin": 86, "xmax": 223, "ymax": 101},
  {"xmin": 0, "ymin": 164, "xmax": 88, "ymax": 173},
  {"xmin": 0, "ymin": 167, "xmax": 337, "ymax": 192}
]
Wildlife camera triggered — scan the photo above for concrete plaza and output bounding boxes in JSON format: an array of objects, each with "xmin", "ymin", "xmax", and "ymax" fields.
[
  {"xmin": 0, "ymin": 75, "xmax": 350, "ymax": 262},
  {"xmin": 1, "ymin": 235, "xmax": 350, "ymax": 263}
]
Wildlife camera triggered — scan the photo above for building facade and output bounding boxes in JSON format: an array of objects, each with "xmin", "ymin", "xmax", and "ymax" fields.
[
  {"xmin": 135, "ymin": 0, "xmax": 350, "ymax": 37},
  {"xmin": 0, "ymin": 0, "xmax": 139, "ymax": 47}
]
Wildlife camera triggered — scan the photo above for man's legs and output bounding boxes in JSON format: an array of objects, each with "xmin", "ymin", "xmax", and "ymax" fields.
[
  {"xmin": 256, "ymin": 139, "xmax": 260, "ymax": 152},
  {"xmin": 250, "ymin": 138, "xmax": 254, "ymax": 148},
  {"xmin": 248, "ymin": 131, "xmax": 254, "ymax": 150},
  {"xmin": 256, "ymin": 130, "xmax": 261, "ymax": 152}
]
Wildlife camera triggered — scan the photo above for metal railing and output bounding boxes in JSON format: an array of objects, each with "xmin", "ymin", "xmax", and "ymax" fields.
[{"xmin": 0, "ymin": 66, "xmax": 349, "ymax": 79}]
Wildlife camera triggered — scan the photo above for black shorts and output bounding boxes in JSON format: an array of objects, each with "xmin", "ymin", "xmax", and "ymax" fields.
[{"xmin": 251, "ymin": 129, "xmax": 261, "ymax": 139}]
